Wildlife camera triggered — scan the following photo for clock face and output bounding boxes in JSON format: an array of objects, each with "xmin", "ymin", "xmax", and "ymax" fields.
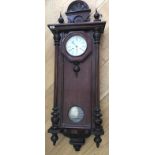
[{"xmin": 66, "ymin": 35, "xmax": 87, "ymax": 56}]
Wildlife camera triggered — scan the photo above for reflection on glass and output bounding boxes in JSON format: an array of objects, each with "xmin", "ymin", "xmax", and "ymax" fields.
[{"xmin": 68, "ymin": 106, "xmax": 84, "ymax": 123}]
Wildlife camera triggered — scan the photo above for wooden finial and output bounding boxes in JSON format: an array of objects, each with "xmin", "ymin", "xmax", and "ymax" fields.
[
  {"xmin": 58, "ymin": 12, "xmax": 64, "ymax": 24},
  {"xmin": 94, "ymin": 9, "xmax": 101, "ymax": 21}
]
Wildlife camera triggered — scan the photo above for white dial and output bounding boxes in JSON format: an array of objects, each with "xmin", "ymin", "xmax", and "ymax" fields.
[{"xmin": 66, "ymin": 35, "xmax": 87, "ymax": 56}]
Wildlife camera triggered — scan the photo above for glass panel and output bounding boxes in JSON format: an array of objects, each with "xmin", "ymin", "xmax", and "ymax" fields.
[{"xmin": 68, "ymin": 106, "xmax": 84, "ymax": 123}]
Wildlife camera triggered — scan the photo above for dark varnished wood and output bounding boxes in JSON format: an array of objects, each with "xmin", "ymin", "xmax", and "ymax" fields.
[
  {"xmin": 48, "ymin": 21, "xmax": 105, "ymax": 32},
  {"xmin": 65, "ymin": 0, "xmax": 91, "ymax": 23},
  {"xmin": 48, "ymin": 0, "xmax": 106, "ymax": 151}
]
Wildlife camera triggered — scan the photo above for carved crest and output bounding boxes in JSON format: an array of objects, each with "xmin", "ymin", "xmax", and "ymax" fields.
[{"xmin": 66, "ymin": 0, "xmax": 91, "ymax": 23}]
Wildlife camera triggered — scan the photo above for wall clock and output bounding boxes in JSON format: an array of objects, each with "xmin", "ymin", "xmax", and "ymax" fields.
[{"xmin": 48, "ymin": 0, "xmax": 106, "ymax": 151}]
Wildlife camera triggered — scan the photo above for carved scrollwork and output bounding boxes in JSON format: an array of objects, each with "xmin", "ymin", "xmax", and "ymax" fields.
[
  {"xmin": 66, "ymin": 0, "xmax": 91, "ymax": 23},
  {"xmin": 67, "ymin": 0, "xmax": 89, "ymax": 13}
]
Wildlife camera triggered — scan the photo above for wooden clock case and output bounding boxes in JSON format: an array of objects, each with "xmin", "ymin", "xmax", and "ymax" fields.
[{"xmin": 48, "ymin": 0, "xmax": 106, "ymax": 151}]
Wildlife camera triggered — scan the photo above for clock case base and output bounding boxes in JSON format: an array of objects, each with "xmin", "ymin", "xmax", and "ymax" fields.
[{"xmin": 48, "ymin": 105, "xmax": 104, "ymax": 151}]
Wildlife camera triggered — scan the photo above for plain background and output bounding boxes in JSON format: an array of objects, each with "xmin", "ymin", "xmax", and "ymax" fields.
[{"xmin": 0, "ymin": 0, "xmax": 155, "ymax": 155}]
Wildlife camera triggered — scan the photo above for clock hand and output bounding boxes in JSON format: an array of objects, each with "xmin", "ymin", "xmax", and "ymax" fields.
[
  {"xmin": 72, "ymin": 41, "xmax": 77, "ymax": 47},
  {"xmin": 79, "ymin": 47, "xmax": 84, "ymax": 51}
]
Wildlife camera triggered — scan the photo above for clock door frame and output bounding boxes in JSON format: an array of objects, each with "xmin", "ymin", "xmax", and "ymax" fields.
[
  {"xmin": 62, "ymin": 31, "xmax": 92, "ymax": 63},
  {"xmin": 61, "ymin": 31, "xmax": 93, "ymax": 129}
]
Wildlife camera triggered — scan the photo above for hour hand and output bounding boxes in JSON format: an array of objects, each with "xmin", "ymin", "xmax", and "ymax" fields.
[{"xmin": 72, "ymin": 41, "xmax": 77, "ymax": 46}]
